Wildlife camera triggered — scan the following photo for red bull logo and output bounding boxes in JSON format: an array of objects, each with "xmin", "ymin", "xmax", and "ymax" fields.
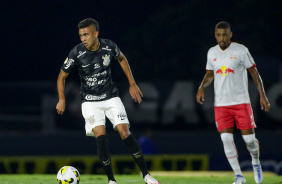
[
  {"xmin": 230, "ymin": 56, "xmax": 237, "ymax": 60},
  {"xmin": 216, "ymin": 66, "xmax": 235, "ymax": 76}
]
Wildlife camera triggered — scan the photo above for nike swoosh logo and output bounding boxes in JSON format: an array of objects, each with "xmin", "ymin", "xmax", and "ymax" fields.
[
  {"xmin": 133, "ymin": 152, "xmax": 140, "ymax": 156},
  {"xmin": 103, "ymin": 159, "xmax": 110, "ymax": 164},
  {"xmin": 82, "ymin": 64, "xmax": 90, "ymax": 68}
]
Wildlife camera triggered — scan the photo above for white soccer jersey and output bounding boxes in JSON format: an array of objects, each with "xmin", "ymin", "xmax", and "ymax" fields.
[{"xmin": 206, "ymin": 42, "xmax": 256, "ymax": 106}]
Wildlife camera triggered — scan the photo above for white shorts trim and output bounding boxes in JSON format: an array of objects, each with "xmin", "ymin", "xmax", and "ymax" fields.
[{"xmin": 81, "ymin": 97, "xmax": 129, "ymax": 137}]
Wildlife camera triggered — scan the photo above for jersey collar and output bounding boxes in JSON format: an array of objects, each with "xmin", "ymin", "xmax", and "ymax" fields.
[
  {"xmin": 84, "ymin": 38, "xmax": 101, "ymax": 52},
  {"xmin": 217, "ymin": 42, "xmax": 233, "ymax": 53}
]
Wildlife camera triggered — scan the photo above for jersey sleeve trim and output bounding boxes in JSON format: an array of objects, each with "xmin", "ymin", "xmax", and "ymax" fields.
[
  {"xmin": 60, "ymin": 69, "xmax": 69, "ymax": 74},
  {"xmin": 115, "ymin": 51, "xmax": 121, "ymax": 58},
  {"xmin": 248, "ymin": 64, "xmax": 256, "ymax": 68}
]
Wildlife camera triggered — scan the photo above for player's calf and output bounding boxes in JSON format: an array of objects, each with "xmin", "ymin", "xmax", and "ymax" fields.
[
  {"xmin": 123, "ymin": 134, "xmax": 149, "ymax": 177},
  {"xmin": 242, "ymin": 134, "xmax": 260, "ymax": 165},
  {"xmin": 96, "ymin": 135, "xmax": 115, "ymax": 182}
]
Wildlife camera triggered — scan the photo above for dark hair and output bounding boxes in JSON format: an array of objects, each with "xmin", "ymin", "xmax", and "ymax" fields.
[
  {"xmin": 215, "ymin": 21, "xmax": 231, "ymax": 31},
  {"xmin": 78, "ymin": 18, "xmax": 99, "ymax": 31}
]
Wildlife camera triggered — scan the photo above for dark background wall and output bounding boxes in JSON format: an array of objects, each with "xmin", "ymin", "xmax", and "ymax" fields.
[
  {"xmin": 1, "ymin": 0, "xmax": 281, "ymax": 82},
  {"xmin": 1, "ymin": 0, "xmax": 282, "ymax": 174}
]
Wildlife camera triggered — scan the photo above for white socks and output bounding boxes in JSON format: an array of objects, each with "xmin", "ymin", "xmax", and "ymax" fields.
[
  {"xmin": 220, "ymin": 133, "xmax": 242, "ymax": 176},
  {"xmin": 221, "ymin": 133, "xmax": 261, "ymax": 176},
  {"xmin": 242, "ymin": 134, "xmax": 260, "ymax": 165}
]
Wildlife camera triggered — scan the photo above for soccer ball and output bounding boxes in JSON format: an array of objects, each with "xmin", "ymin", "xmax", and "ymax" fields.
[{"xmin": 57, "ymin": 166, "xmax": 80, "ymax": 184}]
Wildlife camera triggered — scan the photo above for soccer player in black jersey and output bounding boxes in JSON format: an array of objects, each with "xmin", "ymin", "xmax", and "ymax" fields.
[{"xmin": 56, "ymin": 18, "xmax": 160, "ymax": 184}]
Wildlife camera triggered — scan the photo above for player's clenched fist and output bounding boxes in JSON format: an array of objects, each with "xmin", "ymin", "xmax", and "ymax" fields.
[
  {"xmin": 196, "ymin": 88, "xmax": 205, "ymax": 105},
  {"xmin": 56, "ymin": 100, "xmax": 65, "ymax": 115}
]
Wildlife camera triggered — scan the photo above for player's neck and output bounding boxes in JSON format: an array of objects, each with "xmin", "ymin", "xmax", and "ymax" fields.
[
  {"xmin": 89, "ymin": 39, "xmax": 100, "ymax": 51},
  {"xmin": 219, "ymin": 42, "xmax": 231, "ymax": 51}
]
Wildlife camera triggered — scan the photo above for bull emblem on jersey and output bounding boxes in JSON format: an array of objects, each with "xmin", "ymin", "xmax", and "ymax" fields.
[
  {"xmin": 102, "ymin": 54, "xmax": 110, "ymax": 66},
  {"xmin": 215, "ymin": 66, "xmax": 235, "ymax": 76}
]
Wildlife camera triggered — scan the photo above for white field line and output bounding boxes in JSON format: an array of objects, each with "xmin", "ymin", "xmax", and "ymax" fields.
[{"xmin": 80, "ymin": 179, "xmax": 141, "ymax": 183}]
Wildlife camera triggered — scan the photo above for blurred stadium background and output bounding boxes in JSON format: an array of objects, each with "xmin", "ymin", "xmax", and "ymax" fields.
[{"xmin": 1, "ymin": 0, "xmax": 282, "ymax": 176}]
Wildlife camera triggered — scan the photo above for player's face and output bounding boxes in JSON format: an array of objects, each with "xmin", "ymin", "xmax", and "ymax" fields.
[
  {"xmin": 79, "ymin": 25, "xmax": 99, "ymax": 51},
  {"xmin": 215, "ymin": 28, "xmax": 232, "ymax": 50}
]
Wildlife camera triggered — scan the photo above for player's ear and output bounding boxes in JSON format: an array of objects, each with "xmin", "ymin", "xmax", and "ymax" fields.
[
  {"xmin": 95, "ymin": 31, "xmax": 99, "ymax": 37},
  {"xmin": 230, "ymin": 31, "xmax": 233, "ymax": 39}
]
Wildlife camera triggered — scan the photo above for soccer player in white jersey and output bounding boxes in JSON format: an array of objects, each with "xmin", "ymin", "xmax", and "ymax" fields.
[{"xmin": 196, "ymin": 21, "xmax": 270, "ymax": 184}]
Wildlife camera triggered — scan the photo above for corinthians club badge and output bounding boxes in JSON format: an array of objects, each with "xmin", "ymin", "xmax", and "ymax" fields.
[{"xmin": 102, "ymin": 54, "xmax": 110, "ymax": 66}]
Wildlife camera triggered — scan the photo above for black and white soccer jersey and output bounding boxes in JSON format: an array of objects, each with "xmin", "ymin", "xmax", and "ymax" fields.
[{"xmin": 61, "ymin": 38, "xmax": 120, "ymax": 102}]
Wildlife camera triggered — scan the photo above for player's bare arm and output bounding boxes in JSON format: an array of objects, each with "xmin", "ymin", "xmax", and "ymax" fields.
[
  {"xmin": 248, "ymin": 67, "xmax": 270, "ymax": 112},
  {"xmin": 56, "ymin": 70, "xmax": 69, "ymax": 114},
  {"xmin": 196, "ymin": 70, "xmax": 214, "ymax": 104},
  {"xmin": 117, "ymin": 51, "xmax": 143, "ymax": 103}
]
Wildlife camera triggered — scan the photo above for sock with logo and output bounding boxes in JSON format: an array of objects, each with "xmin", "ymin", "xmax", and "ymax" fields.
[
  {"xmin": 220, "ymin": 133, "xmax": 243, "ymax": 176},
  {"xmin": 242, "ymin": 134, "xmax": 260, "ymax": 165},
  {"xmin": 123, "ymin": 134, "xmax": 148, "ymax": 177},
  {"xmin": 96, "ymin": 135, "xmax": 115, "ymax": 182}
]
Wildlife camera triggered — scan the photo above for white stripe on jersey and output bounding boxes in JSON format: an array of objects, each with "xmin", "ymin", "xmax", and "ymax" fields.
[{"xmin": 206, "ymin": 42, "xmax": 256, "ymax": 106}]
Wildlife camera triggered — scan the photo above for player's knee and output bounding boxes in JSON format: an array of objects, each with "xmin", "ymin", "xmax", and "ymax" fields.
[
  {"xmin": 117, "ymin": 125, "xmax": 131, "ymax": 139},
  {"xmin": 242, "ymin": 134, "xmax": 256, "ymax": 146},
  {"xmin": 220, "ymin": 133, "xmax": 233, "ymax": 143},
  {"xmin": 119, "ymin": 131, "xmax": 130, "ymax": 139}
]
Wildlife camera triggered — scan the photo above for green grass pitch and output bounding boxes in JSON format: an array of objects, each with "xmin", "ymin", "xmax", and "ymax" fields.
[{"xmin": 0, "ymin": 173, "xmax": 281, "ymax": 184}]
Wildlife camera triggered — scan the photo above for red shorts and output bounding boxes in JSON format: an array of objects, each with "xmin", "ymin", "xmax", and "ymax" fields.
[{"xmin": 214, "ymin": 103, "xmax": 256, "ymax": 131}]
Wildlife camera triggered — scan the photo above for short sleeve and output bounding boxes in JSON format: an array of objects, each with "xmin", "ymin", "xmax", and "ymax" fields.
[
  {"xmin": 112, "ymin": 41, "xmax": 121, "ymax": 60},
  {"xmin": 206, "ymin": 49, "xmax": 214, "ymax": 70},
  {"xmin": 242, "ymin": 48, "xmax": 256, "ymax": 68},
  {"xmin": 60, "ymin": 50, "xmax": 78, "ymax": 73}
]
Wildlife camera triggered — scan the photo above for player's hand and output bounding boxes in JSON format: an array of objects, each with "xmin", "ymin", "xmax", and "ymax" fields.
[
  {"xmin": 129, "ymin": 83, "xmax": 143, "ymax": 103},
  {"xmin": 196, "ymin": 88, "xmax": 205, "ymax": 105},
  {"xmin": 56, "ymin": 99, "xmax": 66, "ymax": 115},
  {"xmin": 260, "ymin": 95, "xmax": 270, "ymax": 112}
]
